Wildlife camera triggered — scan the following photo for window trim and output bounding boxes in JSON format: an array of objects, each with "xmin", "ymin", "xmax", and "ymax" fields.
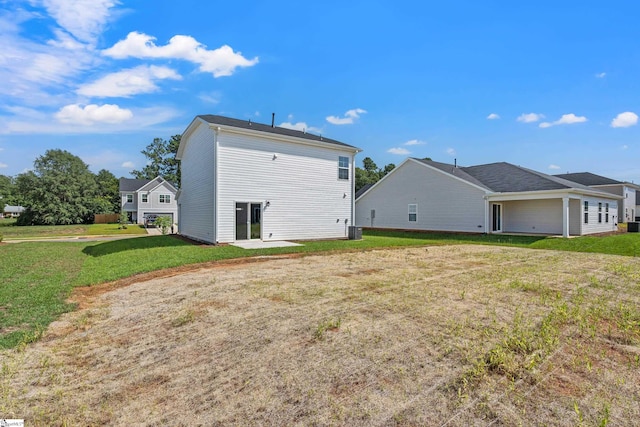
[
  {"xmin": 338, "ymin": 156, "xmax": 349, "ymax": 180},
  {"xmin": 605, "ymin": 203, "xmax": 609, "ymax": 223},
  {"xmin": 159, "ymin": 194, "xmax": 171, "ymax": 204},
  {"xmin": 141, "ymin": 194, "xmax": 148, "ymax": 203},
  {"xmin": 126, "ymin": 194, "xmax": 133, "ymax": 204},
  {"xmin": 408, "ymin": 203, "xmax": 417, "ymax": 222}
]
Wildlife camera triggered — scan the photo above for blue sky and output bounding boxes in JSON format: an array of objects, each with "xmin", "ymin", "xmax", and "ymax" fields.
[{"xmin": 1, "ymin": 1, "xmax": 639, "ymax": 182}]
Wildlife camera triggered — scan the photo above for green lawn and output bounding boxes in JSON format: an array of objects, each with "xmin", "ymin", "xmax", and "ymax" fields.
[
  {"xmin": 1, "ymin": 229, "xmax": 638, "ymax": 349},
  {"xmin": 0, "ymin": 221, "xmax": 147, "ymax": 239}
]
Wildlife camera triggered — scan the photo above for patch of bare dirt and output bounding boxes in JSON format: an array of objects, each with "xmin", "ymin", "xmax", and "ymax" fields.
[{"xmin": 1, "ymin": 245, "xmax": 639, "ymax": 426}]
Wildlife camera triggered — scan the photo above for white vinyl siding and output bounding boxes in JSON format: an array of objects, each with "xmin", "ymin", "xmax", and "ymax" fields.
[
  {"xmin": 356, "ymin": 160, "xmax": 487, "ymax": 232},
  {"xmin": 216, "ymin": 131, "xmax": 354, "ymax": 243},
  {"xmin": 581, "ymin": 197, "xmax": 618, "ymax": 234},
  {"xmin": 178, "ymin": 123, "xmax": 216, "ymax": 243},
  {"xmin": 501, "ymin": 199, "xmax": 564, "ymax": 235}
]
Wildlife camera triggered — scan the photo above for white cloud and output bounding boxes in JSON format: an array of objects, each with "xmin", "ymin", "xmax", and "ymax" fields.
[
  {"xmin": 611, "ymin": 111, "xmax": 638, "ymax": 128},
  {"xmin": 446, "ymin": 148, "xmax": 456, "ymax": 156},
  {"xmin": 122, "ymin": 161, "xmax": 135, "ymax": 168},
  {"xmin": 41, "ymin": 0, "xmax": 118, "ymax": 44},
  {"xmin": 595, "ymin": 72, "xmax": 606, "ymax": 78},
  {"xmin": 0, "ymin": 163, "xmax": 7, "ymax": 168},
  {"xmin": 278, "ymin": 121, "xmax": 321, "ymax": 133},
  {"xmin": 487, "ymin": 113, "xmax": 500, "ymax": 120},
  {"xmin": 77, "ymin": 65, "xmax": 181, "ymax": 98},
  {"xmin": 198, "ymin": 91, "xmax": 222, "ymax": 105},
  {"xmin": 404, "ymin": 139, "xmax": 425, "ymax": 146},
  {"xmin": 548, "ymin": 164, "xmax": 561, "ymax": 170},
  {"xmin": 55, "ymin": 103, "xmax": 133, "ymax": 125},
  {"xmin": 387, "ymin": 147, "xmax": 410, "ymax": 155},
  {"xmin": 539, "ymin": 113, "xmax": 587, "ymax": 128},
  {"xmin": 103, "ymin": 32, "xmax": 259, "ymax": 77},
  {"xmin": 326, "ymin": 108, "xmax": 367, "ymax": 125},
  {"xmin": 517, "ymin": 113, "xmax": 544, "ymax": 123},
  {"xmin": 0, "ymin": 105, "xmax": 178, "ymax": 134}
]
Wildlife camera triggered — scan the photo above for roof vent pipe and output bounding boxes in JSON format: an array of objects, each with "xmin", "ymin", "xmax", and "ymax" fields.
[
  {"xmin": 271, "ymin": 113, "xmax": 275, "ymax": 128},
  {"xmin": 454, "ymin": 158, "xmax": 457, "ymax": 168}
]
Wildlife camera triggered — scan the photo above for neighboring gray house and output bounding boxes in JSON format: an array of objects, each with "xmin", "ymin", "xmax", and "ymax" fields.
[
  {"xmin": 119, "ymin": 176, "xmax": 178, "ymax": 225},
  {"xmin": 3, "ymin": 205, "xmax": 24, "ymax": 218},
  {"xmin": 356, "ymin": 158, "xmax": 620, "ymax": 237},
  {"xmin": 176, "ymin": 115, "xmax": 360, "ymax": 244},
  {"xmin": 554, "ymin": 172, "xmax": 639, "ymax": 223}
]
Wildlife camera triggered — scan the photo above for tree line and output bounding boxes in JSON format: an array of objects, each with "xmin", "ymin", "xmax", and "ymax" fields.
[{"xmin": 1, "ymin": 136, "xmax": 181, "ymax": 226}]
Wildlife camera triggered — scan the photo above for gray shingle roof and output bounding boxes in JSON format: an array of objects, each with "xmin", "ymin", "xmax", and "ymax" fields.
[
  {"xmin": 119, "ymin": 178, "xmax": 151, "ymax": 192},
  {"xmin": 553, "ymin": 172, "xmax": 621, "ymax": 186},
  {"xmin": 414, "ymin": 159, "xmax": 491, "ymax": 190},
  {"xmin": 355, "ymin": 183, "xmax": 375, "ymax": 199},
  {"xmin": 198, "ymin": 115, "xmax": 358, "ymax": 150},
  {"xmin": 416, "ymin": 159, "xmax": 609, "ymax": 194}
]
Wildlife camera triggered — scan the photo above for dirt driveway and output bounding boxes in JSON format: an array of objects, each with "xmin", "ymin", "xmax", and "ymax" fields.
[{"xmin": 2, "ymin": 245, "xmax": 639, "ymax": 426}]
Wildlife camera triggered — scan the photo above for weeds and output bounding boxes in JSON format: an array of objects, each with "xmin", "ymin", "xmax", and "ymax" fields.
[
  {"xmin": 171, "ymin": 309, "xmax": 195, "ymax": 327},
  {"xmin": 313, "ymin": 318, "xmax": 342, "ymax": 341}
]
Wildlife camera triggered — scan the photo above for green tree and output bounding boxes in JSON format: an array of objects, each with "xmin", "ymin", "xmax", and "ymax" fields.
[
  {"xmin": 16, "ymin": 149, "xmax": 101, "ymax": 225},
  {"xmin": 132, "ymin": 135, "xmax": 181, "ymax": 187},
  {"xmin": 355, "ymin": 157, "xmax": 396, "ymax": 192},
  {"xmin": 0, "ymin": 174, "xmax": 17, "ymax": 206},
  {"xmin": 94, "ymin": 169, "xmax": 120, "ymax": 213}
]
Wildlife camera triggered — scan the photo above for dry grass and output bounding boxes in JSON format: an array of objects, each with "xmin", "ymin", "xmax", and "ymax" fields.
[{"xmin": 1, "ymin": 245, "xmax": 639, "ymax": 426}]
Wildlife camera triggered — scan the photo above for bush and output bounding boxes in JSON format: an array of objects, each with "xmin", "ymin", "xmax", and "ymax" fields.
[{"xmin": 155, "ymin": 216, "xmax": 172, "ymax": 235}]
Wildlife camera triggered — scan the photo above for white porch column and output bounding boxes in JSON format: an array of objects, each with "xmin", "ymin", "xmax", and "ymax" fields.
[
  {"xmin": 484, "ymin": 197, "xmax": 490, "ymax": 233},
  {"xmin": 562, "ymin": 196, "xmax": 570, "ymax": 238}
]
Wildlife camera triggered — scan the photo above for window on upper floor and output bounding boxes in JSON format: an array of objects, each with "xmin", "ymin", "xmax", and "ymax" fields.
[
  {"xmin": 338, "ymin": 156, "xmax": 349, "ymax": 180},
  {"xmin": 159, "ymin": 194, "xmax": 171, "ymax": 203},
  {"xmin": 142, "ymin": 194, "xmax": 148, "ymax": 203},
  {"xmin": 126, "ymin": 194, "xmax": 133, "ymax": 203}
]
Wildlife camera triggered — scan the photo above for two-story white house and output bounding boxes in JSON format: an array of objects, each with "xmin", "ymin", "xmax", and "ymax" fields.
[
  {"xmin": 176, "ymin": 115, "xmax": 360, "ymax": 244},
  {"xmin": 119, "ymin": 176, "xmax": 178, "ymax": 225}
]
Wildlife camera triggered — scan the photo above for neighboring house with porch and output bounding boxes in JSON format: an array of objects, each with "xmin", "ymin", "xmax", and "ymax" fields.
[
  {"xmin": 119, "ymin": 177, "xmax": 178, "ymax": 225},
  {"xmin": 3, "ymin": 205, "xmax": 24, "ymax": 218},
  {"xmin": 176, "ymin": 115, "xmax": 360, "ymax": 244},
  {"xmin": 355, "ymin": 158, "xmax": 620, "ymax": 237},
  {"xmin": 553, "ymin": 172, "xmax": 639, "ymax": 223}
]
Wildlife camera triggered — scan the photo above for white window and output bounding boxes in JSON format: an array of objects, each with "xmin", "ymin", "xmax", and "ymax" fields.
[
  {"xmin": 141, "ymin": 194, "xmax": 148, "ymax": 203},
  {"xmin": 408, "ymin": 204, "xmax": 417, "ymax": 222},
  {"xmin": 159, "ymin": 194, "xmax": 171, "ymax": 203},
  {"xmin": 338, "ymin": 156, "xmax": 349, "ymax": 180},
  {"xmin": 583, "ymin": 201, "xmax": 588, "ymax": 224},
  {"xmin": 126, "ymin": 194, "xmax": 133, "ymax": 203}
]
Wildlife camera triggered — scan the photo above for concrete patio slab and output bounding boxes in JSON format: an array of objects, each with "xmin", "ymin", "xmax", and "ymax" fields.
[{"xmin": 230, "ymin": 240, "xmax": 303, "ymax": 249}]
